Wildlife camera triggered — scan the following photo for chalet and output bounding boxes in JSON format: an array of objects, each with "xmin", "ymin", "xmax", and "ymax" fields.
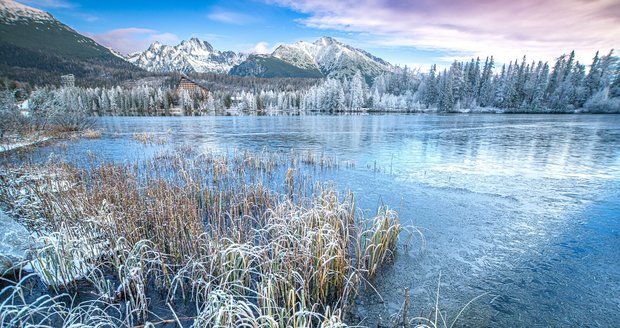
[{"xmin": 176, "ymin": 75, "xmax": 209, "ymax": 97}]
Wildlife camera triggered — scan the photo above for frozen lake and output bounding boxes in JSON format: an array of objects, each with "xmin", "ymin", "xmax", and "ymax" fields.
[{"xmin": 24, "ymin": 114, "xmax": 620, "ymax": 326}]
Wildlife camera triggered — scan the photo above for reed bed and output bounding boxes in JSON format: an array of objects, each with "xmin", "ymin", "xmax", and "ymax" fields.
[{"xmin": 0, "ymin": 149, "xmax": 404, "ymax": 327}]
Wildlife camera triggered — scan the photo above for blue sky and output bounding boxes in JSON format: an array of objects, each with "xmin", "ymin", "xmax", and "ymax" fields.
[{"xmin": 17, "ymin": 0, "xmax": 620, "ymax": 70}]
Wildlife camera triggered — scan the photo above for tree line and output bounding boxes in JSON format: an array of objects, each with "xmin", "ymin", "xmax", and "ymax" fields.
[
  {"xmin": 1, "ymin": 50, "xmax": 619, "ymax": 116},
  {"xmin": 414, "ymin": 50, "xmax": 619, "ymax": 113}
]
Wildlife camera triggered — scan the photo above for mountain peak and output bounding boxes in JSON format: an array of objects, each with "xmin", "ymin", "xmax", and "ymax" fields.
[
  {"xmin": 179, "ymin": 37, "xmax": 214, "ymax": 52},
  {"xmin": 183, "ymin": 37, "xmax": 199, "ymax": 45},
  {"xmin": 148, "ymin": 41, "xmax": 162, "ymax": 50},
  {"xmin": 128, "ymin": 37, "xmax": 244, "ymax": 74},
  {"xmin": 315, "ymin": 36, "xmax": 339, "ymax": 46},
  {"xmin": 269, "ymin": 36, "xmax": 394, "ymax": 80}
]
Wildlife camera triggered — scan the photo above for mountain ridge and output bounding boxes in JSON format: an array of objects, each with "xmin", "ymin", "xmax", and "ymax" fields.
[
  {"xmin": 271, "ymin": 36, "xmax": 394, "ymax": 80},
  {"xmin": 132, "ymin": 36, "xmax": 396, "ymax": 80},
  {"xmin": 127, "ymin": 38, "xmax": 246, "ymax": 74}
]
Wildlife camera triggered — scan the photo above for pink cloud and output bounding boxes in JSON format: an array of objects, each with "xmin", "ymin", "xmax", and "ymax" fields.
[
  {"xmin": 270, "ymin": 0, "xmax": 620, "ymax": 64},
  {"xmin": 84, "ymin": 28, "xmax": 179, "ymax": 55}
]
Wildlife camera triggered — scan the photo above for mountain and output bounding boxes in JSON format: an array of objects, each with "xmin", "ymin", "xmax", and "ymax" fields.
[
  {"xmin": 232, "ymin": 37, "xmax": 395, "ymax": 80},
  {"xmin": 229, "ymin": 54, "xmax": 323, "ymax": 78},
  {"xmin": 274, "ymin": 37, "xmax": 394, "ymax": 79},
  {"xmin": 127, "ymin": 38, "xmax": 246, "ymax": 74},
  {"xmin": 0, "ymin": 0, "xmax": 144, "ymax": 86},
  {"xmin": 128, "ymin": 36, "xmax": 395, "ymax": 80}
]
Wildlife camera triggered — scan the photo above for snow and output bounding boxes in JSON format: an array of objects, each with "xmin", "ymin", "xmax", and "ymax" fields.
[
  {"xmin": 17, "ymin": 99, "xmax": 29, "ymax": 110},
  {"xmin": 0, "ymin": 136, "xmax": 50, "ymax": 153},
  {"xmin": 272, "ymin": 36, "xmax": 395, "ymax": 79},
  {"xmin": 106, "ymin": 47, "xmax": 127, "ymax": 60},
  {"xmin": 128, "ymin": 36, "xmax": 394, "ymax": 78},
  {"xmin": 0, "ymin": 0, "xmax": 53, "ymax": 22},
  {"xmin": 127, "ymin": 37, "xmax": 246, "ymax": 74}
]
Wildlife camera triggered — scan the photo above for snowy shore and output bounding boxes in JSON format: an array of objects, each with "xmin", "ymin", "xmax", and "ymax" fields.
[{"xmin": 0, "ymin": 136, "xmax": 50, "ymax": 153}]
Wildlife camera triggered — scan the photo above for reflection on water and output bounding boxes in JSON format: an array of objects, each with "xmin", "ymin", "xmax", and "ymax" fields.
[{"xmin": 21, "ymin": 114, "xmax": 620, "ymax": 326}]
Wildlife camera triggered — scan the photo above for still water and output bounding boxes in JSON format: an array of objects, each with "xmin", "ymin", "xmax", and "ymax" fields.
[{"xmin": 31, "ymin": 114, "xmax": 620, "ymax": 327}]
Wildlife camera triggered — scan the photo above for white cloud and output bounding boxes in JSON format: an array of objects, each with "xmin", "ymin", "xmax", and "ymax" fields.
[
  {"xmin": 245, "ymin": 41, "xmax": 275, "ymax": 54},
  {"xmin": 84, "ymin": 28, "xmax": 180, "ymax": 55},
  {"xmin": 207, "ymin": 9, "xmax": 257, "ymax": 25}
]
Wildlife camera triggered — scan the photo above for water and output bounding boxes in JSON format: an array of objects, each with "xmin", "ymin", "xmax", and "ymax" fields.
[{"xmin": 22, "ymin": 114, "xmax": 620, "ymax": 326}]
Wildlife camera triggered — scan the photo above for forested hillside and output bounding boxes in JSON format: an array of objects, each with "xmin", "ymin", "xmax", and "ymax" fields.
[{"xmin": 0, "ymin": 0, "xmax": 145, "ymax": 86}]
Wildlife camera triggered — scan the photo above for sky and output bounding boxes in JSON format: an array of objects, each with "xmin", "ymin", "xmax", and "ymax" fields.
[{"xmin": 16, "ymin": 0, "xmax": 620, "ymax": 70}]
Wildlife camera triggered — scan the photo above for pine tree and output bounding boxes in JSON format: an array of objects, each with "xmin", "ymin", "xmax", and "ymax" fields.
[
  {"xmin": 494, "ymin": 64, "xmax": 507, "ymax": 108},
  {"xmin": 530, "ymin": 62, "xmax": 548, "ymax": 111},
  {"xmin": 349, "ymin": 71, "xmax": 366, "ymax": 110},
  {"xmin": 610, "ymin": 65, "xmax": 620, "ymax": 98},
  {"xmin": 585, "ymin": 51, "xmax": 601, "ymax": 99},
  {"xmin": 479, "ymin": 57, "xmax": 495, "ymax": 107},
  {"xmin": 438, "ymin": 70, "xmax": 454, "ymax": 112}
]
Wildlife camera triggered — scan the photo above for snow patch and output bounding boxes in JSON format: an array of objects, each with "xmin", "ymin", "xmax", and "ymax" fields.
[
  {"xmin": 0, "ymin": 136, "xmax": 50, "ymax": 153},
  {"xmin": 127, "ymin": 37, "xmax": 246, "ymax": 74},
  {"xmin": 0, "ymin": 0, "xmax": 53, "ymax": 22}
]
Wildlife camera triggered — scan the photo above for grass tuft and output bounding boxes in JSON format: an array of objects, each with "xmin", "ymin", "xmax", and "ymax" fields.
[{"xmin": 0, "ymin": 149, "xmax": 406, "ymax": 327}]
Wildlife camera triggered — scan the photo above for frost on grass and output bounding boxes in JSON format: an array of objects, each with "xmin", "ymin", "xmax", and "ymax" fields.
[{"xmin": 0, "ymin": 149, "xmax": 406, "ymax": 327}]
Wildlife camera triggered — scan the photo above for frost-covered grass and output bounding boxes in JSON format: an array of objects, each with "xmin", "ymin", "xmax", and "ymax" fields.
[{"xmin": 0, "ymin": 149, "xmax": 405, "ymax": 327}]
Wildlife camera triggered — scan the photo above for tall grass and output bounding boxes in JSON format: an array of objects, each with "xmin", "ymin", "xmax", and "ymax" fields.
[{"xmin": 0, "ymin": 149, "xmax": 404, "ymax": 327}]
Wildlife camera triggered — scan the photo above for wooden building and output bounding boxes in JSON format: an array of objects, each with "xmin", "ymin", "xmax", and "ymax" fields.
[{"xmin": 176, "ymin": 75, "xmax": 209, "ymax": 97}]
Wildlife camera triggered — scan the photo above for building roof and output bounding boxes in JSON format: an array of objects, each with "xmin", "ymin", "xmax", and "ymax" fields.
[{"xmin": 177, "ymin": 74, "xmax": 209, "ymax": 91}]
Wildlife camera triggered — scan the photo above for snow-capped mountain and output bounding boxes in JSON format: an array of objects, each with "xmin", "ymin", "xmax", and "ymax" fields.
[
  {"xmin": 127, "ymin": 38, "xmax": 246, "ymax": 74},
  {"xmin": 127, "ymin": 36, "xmax": 395, "ymax": 79},
  {"xmin": 229, "ymin": 37, "xmax": 395, "ymax": 79},
  {"xmin": 271, "ymin": 37, "xmax": 395, "ymax": 79}
]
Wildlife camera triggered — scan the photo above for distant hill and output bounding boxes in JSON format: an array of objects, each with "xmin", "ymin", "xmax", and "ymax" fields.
[{"xmin": 0, "ymin": 0, "xmax": 144, "ymax": 86}]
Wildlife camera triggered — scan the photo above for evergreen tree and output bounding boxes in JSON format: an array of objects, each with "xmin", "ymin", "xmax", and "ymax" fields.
[
  {"xmin": 479, "ymin": 57, "xmax": 495, "ymax": 107},
  {"xmin": 349, "ymin": 71, "xmax": 366, "ymax": 110}
]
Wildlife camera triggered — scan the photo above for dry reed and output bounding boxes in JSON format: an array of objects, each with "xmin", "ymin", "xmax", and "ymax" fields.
[{"xmin": 0, "ymin": 149, "xmax": 404, "ymax": 327}]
